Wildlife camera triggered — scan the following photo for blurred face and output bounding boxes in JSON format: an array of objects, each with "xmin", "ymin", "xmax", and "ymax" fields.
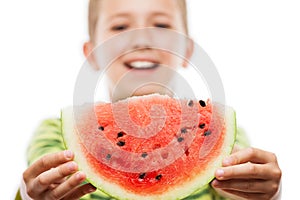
[{"xmin": 87, "ymin": 0, "xmax": 192, "ymax": 100}]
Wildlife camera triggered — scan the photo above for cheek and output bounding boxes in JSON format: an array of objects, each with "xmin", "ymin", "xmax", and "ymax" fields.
[
  {"xmin": 160, "ymin": 52, "xmax": 184, "ymax": 69},
  {"xmin": 93, "ymin": 39, "xmax": 130, "ymax": 72},
  {"xmin": 106, "ymin": 62, "xmax": 127, "ymax": 84}
]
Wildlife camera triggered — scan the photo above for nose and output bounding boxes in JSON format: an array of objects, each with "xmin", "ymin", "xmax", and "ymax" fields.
[{"xmin": 130, "ymin": 28, "xmax": 154, "ymax": 49}]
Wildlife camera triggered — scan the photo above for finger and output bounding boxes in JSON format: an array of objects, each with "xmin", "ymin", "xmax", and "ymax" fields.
[
  {"xmin": 211, "ymin": 179, "xmax": 273, "ymax": 193},
  {"xmin": 63, "ymin": 183, "xmax": 97, "ymax": 200},
  {"xmin": 48, "ymin": 177, "xmax": 68, "ymax": 190},
  {"xmin": 31, "ymin": 161, "xmax": 78, "ymax": 194},
  {"xmin": 220, "ymin": 189, "xmax": 270, "ymax": 200},
  {"xmin": 231, "ymin": 144, "xmax": 241, "ymax": 153},
  {"xmin": 215, "ymin": 162, "xmax": 274, "ymax": 180},
  {"xmin": 223, "ymin": 147, "xmax": 276, "ymax": 166},
  {"xmin": 24, "ymin": 150, "xmax": 74, "ymax": 179},
  {"xmin": 49, "ymin": 171, "xmax": 87, "ymax": 199}
]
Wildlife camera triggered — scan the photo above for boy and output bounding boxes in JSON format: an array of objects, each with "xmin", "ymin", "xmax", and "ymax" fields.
[{"xmin": 18, "ymin": 0, "xmax": 281, "ymax": 199}]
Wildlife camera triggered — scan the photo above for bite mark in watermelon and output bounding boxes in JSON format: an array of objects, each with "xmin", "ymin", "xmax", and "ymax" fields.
[{"xmin": 61, "ymin": 94, "xmax": 236, "ymax": 200}]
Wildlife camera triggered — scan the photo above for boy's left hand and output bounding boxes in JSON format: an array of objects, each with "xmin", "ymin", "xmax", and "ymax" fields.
[{"xmin": 211, "ymin": 146, "xmax": 281, "ymax": 200}]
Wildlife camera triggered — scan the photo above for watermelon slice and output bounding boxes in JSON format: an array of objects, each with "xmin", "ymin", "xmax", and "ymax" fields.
[{"xmin": 61, "ymin": 94, "xmax": 236, "ymax": 200}]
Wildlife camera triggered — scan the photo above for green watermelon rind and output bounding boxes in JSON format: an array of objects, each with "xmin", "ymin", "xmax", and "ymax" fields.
[{"xmin": 61, "ymin": 100, "xmax": 236, "ymax": 200}]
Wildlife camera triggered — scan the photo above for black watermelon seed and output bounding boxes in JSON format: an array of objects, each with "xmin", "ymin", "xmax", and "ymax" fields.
[
  {"xmin": 155, "ymin": 174, "xmax": 162, "ymax": 180},
  {"xmin": 199, "ymin": 123, "xmax": 205, "ymax": 129},
  {"xmin": 204, "ymin": 130, "xmax": 212, "ymax": 136},
  {"xmin": 177, "ymin": 137, "xmax": 184, "ymax": 142},
  {"xmin": 199, "ymin": 100, "xmax": 206, "ymax": 107},
  {"xmin": 188, "ymin": 100, "xmax": 194, "ymax": 107},
  {"xmin": 117, "ymin": 141, "xmax": 125, "ymax": 146},
  {"xmin": 141, "ymin": 152, "xmax": 148, "ymax": 158},
  {"xmin": 139, "ymin": 173, "xmax": 146, "ymax": 179},
  {"xmin": 106, "ymin": 154, "xmax": 111, "ymax": 160},
  {"xmin": 117, "ymin": 132, "xmax": 124, "ymax": 138},
  {"xmin": 181, "ymin": 128, "xmax": 187, "ymax": 134},
  {"xmin": 98, "ymin": 126, "xmax": 104, "ymax": 131},
  {"xmin": 185, "ymin": 149, "xmax": 190, "ymax": 156}
]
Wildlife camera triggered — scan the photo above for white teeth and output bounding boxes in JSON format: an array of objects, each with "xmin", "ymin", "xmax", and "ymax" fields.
[{"xmin": 128, "ymin": 61, "xmax": 158, "ymax": 69}]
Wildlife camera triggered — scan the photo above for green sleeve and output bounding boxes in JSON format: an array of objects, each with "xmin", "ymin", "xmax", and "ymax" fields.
[
  {"xmin": 14, "ymin": 190, "xmax": 21, "ymax": 200},
  {"xmin": 19, "ymin": 119, "xmax": 249, "ymax": 200},
  {"xmin": 26, "ymin": 119, "xmax": 65, "ymax": 165}
]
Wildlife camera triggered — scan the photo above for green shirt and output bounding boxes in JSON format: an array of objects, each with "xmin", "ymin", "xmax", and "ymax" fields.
[{"xmin": 17, "ymin": 118, "xmax": 249, "ymax": 200}]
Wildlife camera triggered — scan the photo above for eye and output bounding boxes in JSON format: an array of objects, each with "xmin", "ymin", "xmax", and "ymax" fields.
[
  {"xmin": 111, "ymin": 25, "xmax": 128, "ymax": 31},
  {"xmin": 154, "ymin": 23, "xmax": 171, "ymax": 29}
]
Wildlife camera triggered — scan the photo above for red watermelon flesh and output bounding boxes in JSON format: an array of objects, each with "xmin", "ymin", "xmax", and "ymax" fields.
[{"xmin": 61, "ymin": 94, "xmax": 236, "ymax": 200}]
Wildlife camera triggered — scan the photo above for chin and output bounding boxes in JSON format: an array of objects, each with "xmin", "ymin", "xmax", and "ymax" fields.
[
  {"xmin": 131, "ymin": 85, "xmax": 174, "ymax": 97},
  {"xmin": 110, "ymin": 84, "xmax": 175, "ymax": 102}
]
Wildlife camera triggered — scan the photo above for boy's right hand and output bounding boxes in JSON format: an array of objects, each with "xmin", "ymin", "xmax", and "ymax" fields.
[{"xmin": 22, "ymin": 150, "xmax": 96, "ymax": 200}]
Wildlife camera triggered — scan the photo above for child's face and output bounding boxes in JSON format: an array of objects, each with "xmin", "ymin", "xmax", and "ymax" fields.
[{"xmin": 85, "ymin": 0, "xmax": 193, "ymax": 99}]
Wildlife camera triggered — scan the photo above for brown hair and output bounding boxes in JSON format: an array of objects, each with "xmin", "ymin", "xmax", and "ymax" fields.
[{"xmin": 88, "ymin": 0, "xmax": 188, "ymax": 42}]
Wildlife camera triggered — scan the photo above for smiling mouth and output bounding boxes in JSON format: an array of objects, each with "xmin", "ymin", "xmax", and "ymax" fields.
[{"xmin": 124, "ymin": 61, "xmax": 160, "ymax": 70}]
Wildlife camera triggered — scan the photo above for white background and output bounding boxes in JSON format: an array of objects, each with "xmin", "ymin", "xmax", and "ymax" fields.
[{"xmin": 0, "ymin": 0, "xmax": 299, "ymax": 199}]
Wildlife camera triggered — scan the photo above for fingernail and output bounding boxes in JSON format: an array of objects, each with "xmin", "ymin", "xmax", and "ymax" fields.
[
  {"xmin": 223, "ymin": 158, "xmax": 231, "ymax": 166},
  {"xmin": 76, "ymin": 172, "xmax": 85, "ymax": 181},
  {"xmin": 88, "ymin": 186, "xmax": 97, "ymax": 193},
  {"xmin": 68, "ymin": 162, "xmax": 77, "ymax": 171},
  {"xmin": 212, "ymin": 180, "xmax": 219, "ymax": 187},
  {"xmin": 65, "ymin": 150, "xmax": 73, "ymax": 159},
  {"xmin": 216, "ymin": 169, "xmax": 224, "ymax": 178}
]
